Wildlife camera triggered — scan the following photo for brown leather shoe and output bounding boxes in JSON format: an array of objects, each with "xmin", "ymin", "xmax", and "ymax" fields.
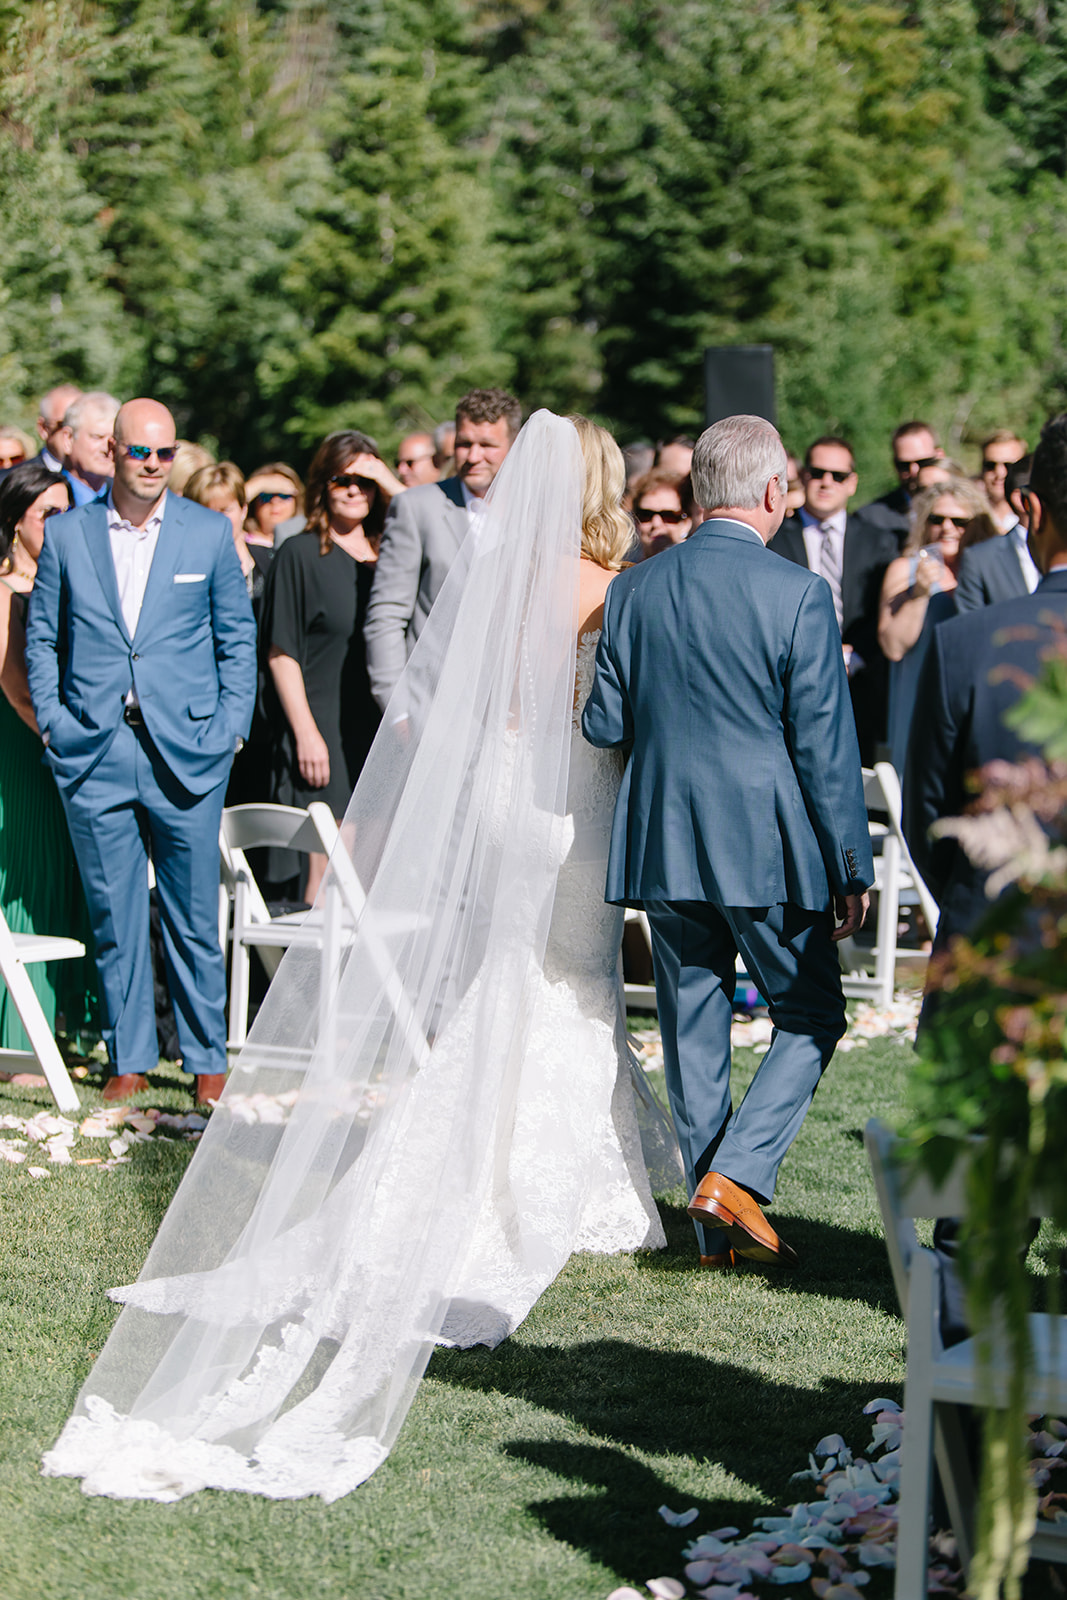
[
  {"xmin": 688, "ymin": 1172, "xmax": 797, "ymax": 1266},
  {"xmin": 699, "ymin": 1248, "xmax": 737, "ymax": 1269},
  {"xmin": 102, "ymin": 1073, "xmax": 149, "ymax": 1103},
  {"xmin": 194, "ymin": 1072, "xmax": 228, "ymax": 1109}
]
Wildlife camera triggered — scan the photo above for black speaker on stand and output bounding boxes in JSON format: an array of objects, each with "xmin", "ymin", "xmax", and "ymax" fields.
[{"xmin": 704, "ymin": 345, "xmax": 776, "ymax": 426}]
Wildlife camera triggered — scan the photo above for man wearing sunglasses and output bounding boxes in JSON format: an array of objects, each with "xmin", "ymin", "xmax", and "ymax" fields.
[
  {"xmin": 858, "ymin": 420, "xmax": 945, "ymax": 545},
  {"xmin": 26, "ymin": 398, "xmax": 257, "ymax": 1109},
  {"xmin": 955, "ymin": 452, "xmax": 1040, "ymax": 613},
  {"xmin": 769, "ymin": 436, "xmax": 899, "ymax": 764}
]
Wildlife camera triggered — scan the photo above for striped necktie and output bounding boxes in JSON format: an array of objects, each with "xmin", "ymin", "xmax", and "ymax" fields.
[{"xmin": 819, "ymin": 522, "xmax": 845, "ymax": 632}]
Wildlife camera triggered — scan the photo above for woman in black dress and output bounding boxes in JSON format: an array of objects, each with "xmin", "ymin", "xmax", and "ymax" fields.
[{"xmin": 262, "ymin": 431, "xmax": 404, "ymax": 901}]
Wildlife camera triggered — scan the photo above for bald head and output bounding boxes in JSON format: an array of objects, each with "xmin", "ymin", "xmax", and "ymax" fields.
[
  {"xmin": 113, "ymin": 398, "xmax": 176, "ymax": 445},
  {"xmin": 110, "ymin": 398, "xmax": 177, "ymax": 523}
]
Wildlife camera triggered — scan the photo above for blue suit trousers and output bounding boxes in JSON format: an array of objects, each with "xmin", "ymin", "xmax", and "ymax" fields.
[
  {"xmin": 644, "ymin": 901, "xmax": 846, "ymax": 1254},
  {"xmin": 59, "ymin": 719, "xmax": 228, "ymax": 1078}
]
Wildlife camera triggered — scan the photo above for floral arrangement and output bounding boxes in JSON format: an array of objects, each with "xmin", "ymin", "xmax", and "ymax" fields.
[{"xmin": 907, "ymin": 642, "xmax": 1067, "ymax": 1600}]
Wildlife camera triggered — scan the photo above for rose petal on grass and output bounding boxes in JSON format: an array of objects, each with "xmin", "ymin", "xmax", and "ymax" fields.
[
  {"xmin": 27, "ymin": 1166, "xmax": 50, "ymax": 1177},
  {"xmin": 606, "ymin": 1589, "xmax": 645, "ymax": 1600},
  {"xmin": 646, "ymin": 1580, "xmax": 686, "ymax": 1599},
  {"xmin": 767, "ymin": 1561, "xmax": 811, "ymax": 1583},
  {"xmin": 658, "ymin": 1505, "xmax": 700, "ymax": 1527},
  {"xmin": 862, "ymin": 1398, "xmax": 901, "ymax": 1416}
]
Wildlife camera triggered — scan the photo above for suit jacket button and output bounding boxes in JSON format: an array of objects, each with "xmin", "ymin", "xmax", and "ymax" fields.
[{"xmin": 132, "ymin": 653, "xmax": 139, "ymax": 660}]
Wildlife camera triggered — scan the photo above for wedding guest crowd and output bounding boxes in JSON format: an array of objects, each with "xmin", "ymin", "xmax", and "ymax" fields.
[{"xmin": 0, "ymin": 367, "xmax": 1052, "ymax": 1097}]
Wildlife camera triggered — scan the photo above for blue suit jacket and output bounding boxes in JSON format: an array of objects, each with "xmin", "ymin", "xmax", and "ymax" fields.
[
  {"xmin": 25, "ymin": 494, "xmax": 257, "ymax": 796},
  {"xmin": 903, "ymin": 568, "xmax": 1067, "ymax": 943},
  {"xmin": 582, "ymin": 518, "xmax": 874, "ymax": 910},
  {"xmin": 953, "ymin": 529, "xmax": 1031, "ymax": 612}
]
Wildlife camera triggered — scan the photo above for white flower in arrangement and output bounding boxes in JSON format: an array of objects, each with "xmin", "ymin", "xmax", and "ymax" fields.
[{"xmin": 932, "ymin": 802, "xmax": 1067, "ymax": 897}]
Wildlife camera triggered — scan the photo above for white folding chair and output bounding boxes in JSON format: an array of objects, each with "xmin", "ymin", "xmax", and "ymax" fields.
[
  {"xmin": 0, "ymin": 907, "xmax": 82, "ymax": 1111},
  {"xmin": 622, "ymin": 908, "xmax": 658, "ymax": 1011},
  {"xmin": 865, "ymin": 1118, "xmax": 1067, "ymax": 1595},
  {"xmin": 221, "ymin": 803, "xmax": 430, "ymax": 1073},
  {"xmin": 840, "ymin": 764, "xmax": 939, "ymax": 1009}
]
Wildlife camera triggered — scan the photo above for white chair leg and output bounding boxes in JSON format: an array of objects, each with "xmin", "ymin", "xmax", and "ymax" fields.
[
  {"xmin": 874, "ymin": 834, "xmax": 901, "ymax": 1009},
  {"xmin": 896, "ymin": 1248, "xmax": 938, "ymax": 1600},
  {"xmin": 0, "ymin": 944, "xmax": 80, "ymax": 1111},
  {"xmin": 228, "ymin": 881, "xmax": 252, "ymax": 1052}
]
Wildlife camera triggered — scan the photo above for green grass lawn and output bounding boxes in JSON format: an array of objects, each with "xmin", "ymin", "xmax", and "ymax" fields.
[{"xmin": 1, "ymin": 1034, "xmax": 912, "ymax": 1600}]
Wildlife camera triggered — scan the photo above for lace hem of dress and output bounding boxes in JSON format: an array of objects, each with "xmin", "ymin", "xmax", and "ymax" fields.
[{"xmin": 42, "ymin": 1396, "xmax": 388, "ymax": 1503}]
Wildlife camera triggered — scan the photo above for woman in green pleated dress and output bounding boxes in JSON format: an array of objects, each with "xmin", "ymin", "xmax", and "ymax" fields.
[{"xmin": 0, "ymin": 462, "xmax": 98, "ymax": 1054}]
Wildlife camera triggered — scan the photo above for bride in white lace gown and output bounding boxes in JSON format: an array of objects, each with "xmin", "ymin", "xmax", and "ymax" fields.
[{"xmin": 43, "ymin": 412, "xmax": 670, "ymax": 1504}]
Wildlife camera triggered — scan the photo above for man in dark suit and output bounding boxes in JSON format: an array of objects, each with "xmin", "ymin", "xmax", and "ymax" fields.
[
  {"xmin": 364, "ymin": 388, "xmax": 521, "ymax": 712},
  {"xmin": 584, "ymin": 415, "xmax": 872, "ymax": 1270},
  {"xmin": 858, "ymin": 420, "xmax": 945, "ymax": 545},
  {"xmin": 26, "ymin": 399, "xmax": 257, "ymax": 1105},
  {"xmin": 905, "ymin": 415, "xmax": 1067, "ymax": 952},
  {"xmin": 769, "ymin": 435, "xmax": 898, "ymax": 764},
  {"xmin": 954, "ymin": 456, "xmax": 1040, "ymax": 613}
]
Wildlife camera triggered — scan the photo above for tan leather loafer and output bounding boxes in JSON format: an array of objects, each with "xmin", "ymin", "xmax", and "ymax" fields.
[
  {"xmin": 688, "ymin": 1171, "xmax": 797, "ymax": 1266},
  {"xmin": 194, "ymin": 1072, "xmax": 228, "ymax": 1109},
  {"xmin": 102, "ymin": 1073, "xmax": 149, "ymax": 1103}
]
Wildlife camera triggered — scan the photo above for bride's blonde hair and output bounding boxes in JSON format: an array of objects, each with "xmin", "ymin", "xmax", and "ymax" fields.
[{"xmin": 568, "ymin": 414, "xmax": 633, "ymax": 571}]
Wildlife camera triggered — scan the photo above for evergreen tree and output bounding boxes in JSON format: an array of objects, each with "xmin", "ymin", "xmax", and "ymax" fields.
[
  {"xmin": 0, "ymin": 1, "xmax": 131, "ymax": 419},
  {"xmin": 256, "ymin": 0, "xmax": 508, "ymax": 451}
]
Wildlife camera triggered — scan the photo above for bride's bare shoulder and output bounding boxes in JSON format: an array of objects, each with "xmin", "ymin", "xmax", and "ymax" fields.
[{"xmin": 577, "ymin": 556, "xmax": 616, "ymax": 637}]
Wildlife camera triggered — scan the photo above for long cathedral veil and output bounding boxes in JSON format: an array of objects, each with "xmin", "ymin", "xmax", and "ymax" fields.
[{"xmin": 43, "ymin": 410, "xmax": 592, "ymax": 1503}]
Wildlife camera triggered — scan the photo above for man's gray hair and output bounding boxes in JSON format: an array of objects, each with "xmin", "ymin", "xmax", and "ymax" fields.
[
  {"xmin": 63, "ymin": 390, "xmax": 121, "ymax": 435},
  {"xmin": 692, "ymin": 415, "xmax": 788, "ymax": 511}
]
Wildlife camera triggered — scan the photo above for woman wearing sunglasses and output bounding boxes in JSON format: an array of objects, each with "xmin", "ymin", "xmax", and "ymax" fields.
[
  {"xmin": 243, "ymin": 461, "xmax": 306, "ymax": 548},
  {"xmin": 878, "ymin": 478, "xmax": 996, "ymax": 774},
  {"xmin": 630, "ymin": 467, "xmax": 694, "ymax": 558},
  {"xmin": 261, "ymin": 431, "xmax": 405, "ymax": 901},
  {"xmin": 0, "ymin": 463, "xmax": 97, "ymax": 1056}
]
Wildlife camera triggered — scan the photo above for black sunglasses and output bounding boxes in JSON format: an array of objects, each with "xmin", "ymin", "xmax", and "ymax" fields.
[
  {"xmin": 250, "ymin": 490, "xmax": 295, "ymax": 509},
  {"xmin": 330, "ymin": 474, "xmax": 377, "ymax": 492},
  {"xmin": 634, "ymin": 506, "xmax": 688, "ymax": 524},
  {"xmin": 982, "ymin": 457, "xmax": 1019, "ymax": 473},
  {"xmin": 804, "ymin": 467, "xmax": 853, "ymax": 484},
  {"xmin": 928, "ymin": 514, "xmax": 968, "ymax": 530},
  {"xmin": 894, "ymin": 455, "xmax": 940, "ymax": 473}
]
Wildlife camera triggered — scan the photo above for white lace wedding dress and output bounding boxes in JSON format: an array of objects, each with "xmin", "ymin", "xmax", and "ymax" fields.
[
  {"xmin": 43, "ymin": 414, "xmax": 673, "ymax": 1504},
  {"xmin": 439, "ymin": 630, "xmax": 666, "ymax": 1348}
]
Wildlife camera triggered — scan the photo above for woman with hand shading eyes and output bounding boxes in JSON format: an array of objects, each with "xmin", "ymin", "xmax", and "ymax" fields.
[
  {"xmin": 243, "ymin": 461, "xmax": 305, "ymax": 549},
  {"xmin": 0, "ymin": 463, "xmax": 97, "ymax": 1054},
  {"xmin": 878, "ymin": 478, "xmax": 996, "ymax": 774},
  {"xmin": 261, "ymin": 431, "xmax": 404, "ymax": 901},
  {"xmin": 630, "ymin": 467, "xmax": 694, "ymax": 558}
]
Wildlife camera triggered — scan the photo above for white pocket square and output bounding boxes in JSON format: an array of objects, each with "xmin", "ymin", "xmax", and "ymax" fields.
[{"xmin": 174, "ymin": 573, "xmax": 206, "ymax": 583}]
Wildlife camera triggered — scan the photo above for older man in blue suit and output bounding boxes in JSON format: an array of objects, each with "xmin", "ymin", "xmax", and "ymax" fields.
[
  {"xmin": 26, "ymin": 399, "xmax": 256, "ymax": 1105},
  {"xmin": 584, "ymin": 415, "xmax": 872, "ymax": 1268}
]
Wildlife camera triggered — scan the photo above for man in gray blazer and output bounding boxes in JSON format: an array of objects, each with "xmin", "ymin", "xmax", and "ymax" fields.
[
  {"xmin": 954, "ymin": 456, "xmax": 1040, "ymax": 611},
  {"xmin": 364, "ymin": 388, "xmax": 522, "ymax": 711},
  {"xmin": 584, "ymin": 415, "xmax": 873, "ymax": 1269}
]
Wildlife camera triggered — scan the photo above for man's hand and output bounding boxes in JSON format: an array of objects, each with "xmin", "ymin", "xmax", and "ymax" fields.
[{"xmin": 831, "ymin": 891, "xmax": 870, "ymax": 942}]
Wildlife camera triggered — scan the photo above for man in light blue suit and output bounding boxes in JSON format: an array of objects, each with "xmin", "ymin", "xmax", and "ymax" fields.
[
  {"xmin": 26, "ymin": 399, "xmax": 256, "ymax": 1105},
  {"xmin": 584, "ymin": 415, "xmax": 873, "ymax": 1268}
]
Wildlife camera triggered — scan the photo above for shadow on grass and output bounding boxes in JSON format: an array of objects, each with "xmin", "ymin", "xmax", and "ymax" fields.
[
  {"xmin": 638, "ymin": 1200, "xmax": 898, "ymax": 1316},
  {"xmin": 503, "ymin": 1437, "xmax": 764, "ymax": 1587},
  {"xmin": 431, "ymin": 1336, "xmax": 892, "ymax": 1506}
]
